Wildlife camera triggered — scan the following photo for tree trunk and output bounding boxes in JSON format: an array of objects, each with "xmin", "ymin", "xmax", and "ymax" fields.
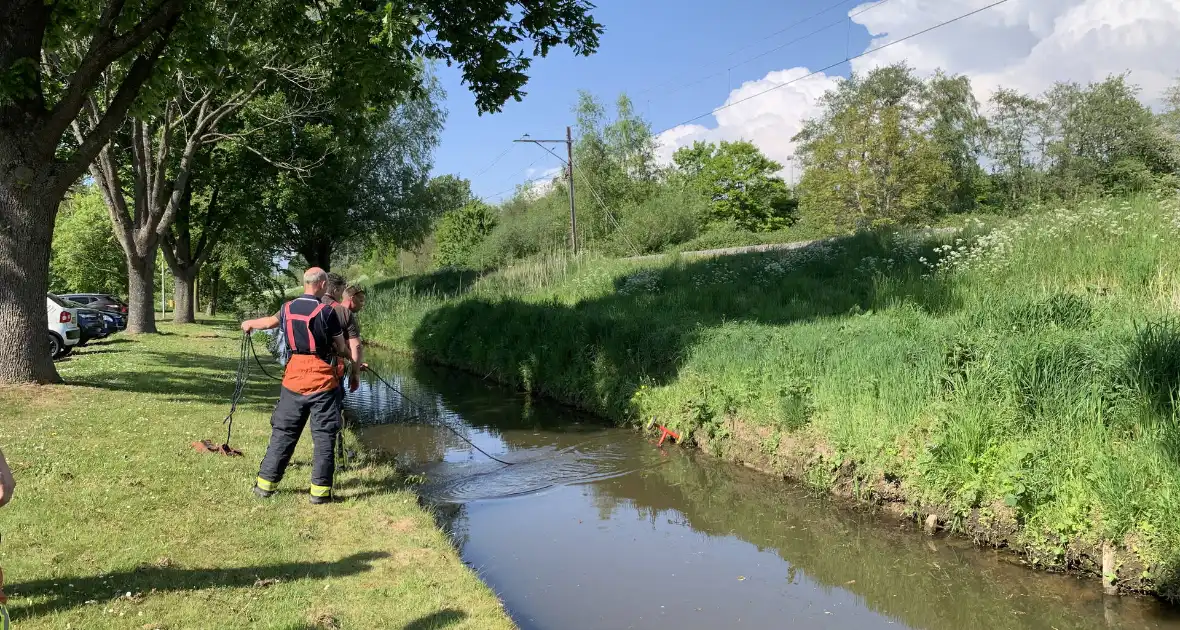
[
  {"xmin": 205, "ymin": 265, "xmax": 219, "ymax": 316},
  {"xmin": 172, "ymin": 266, "xmax": 198, "ymax": 324},
  {"xmin": 126, "ymin": 253, "xmax": 159, "ymax": 334},
  {"xmin": 299, "ymin": 238, "xmax": 333, "ymax": 271},
  {"xmin": 0, "ymin": 157, "xmax": 62, "ymax": 384}
]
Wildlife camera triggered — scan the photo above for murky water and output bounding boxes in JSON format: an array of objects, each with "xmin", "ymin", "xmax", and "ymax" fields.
[{"xmin": 347, "ymin": 351, "xmax": 1180, "ymax": 630}]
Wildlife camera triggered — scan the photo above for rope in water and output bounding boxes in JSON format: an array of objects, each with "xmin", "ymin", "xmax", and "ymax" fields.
[{"xmin": 366, "ymin": 366, "xmax": 515, "ymax": 466}]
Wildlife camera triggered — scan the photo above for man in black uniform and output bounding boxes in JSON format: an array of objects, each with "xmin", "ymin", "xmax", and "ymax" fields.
[
  {"xmin": 320, "ymin": 274, "xmax": 360, "ymax": 466},
  {"xmin": 322, "ymin": 273, "xmax": 360, "ymax": 391},
  {"xmin": 241, "ymin": 267, "xmax": 350, "ymax": 504}
]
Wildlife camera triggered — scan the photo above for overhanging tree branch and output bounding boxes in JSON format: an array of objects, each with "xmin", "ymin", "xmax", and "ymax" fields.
[
  {"xmin": 55, "ymin": 18, "xmax": 178, "ymax": 191},
  {"xmin": 96, "ymin": 0, "xmax": 130, "ymax": 33},
  {"xmin": 42, "ymin": 0, "xmax": 184, "ymax": 146}
]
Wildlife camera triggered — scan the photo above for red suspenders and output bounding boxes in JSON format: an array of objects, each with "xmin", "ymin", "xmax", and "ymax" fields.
[{"xmin": 283, "ymin": 299, "xmax": 327, "ymax": 354}]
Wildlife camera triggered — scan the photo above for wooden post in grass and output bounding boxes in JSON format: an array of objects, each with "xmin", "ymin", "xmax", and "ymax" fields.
[{"xmin": 1102, "ymin": 540, "xmax": 1118, "ymax": 595}]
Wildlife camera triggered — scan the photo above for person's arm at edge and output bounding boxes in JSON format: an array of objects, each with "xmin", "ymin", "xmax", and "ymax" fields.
[
  {"xmin": 333, "ymin": 334, "xmax": 350, "ymax": 360},
  {"xmin": 241, "ymin": 315, "xmax": 280, "ymax": 333},
  {"xmin": 349, "ymin": 337, "xmax": 363, "ymax": 367},
  {"xmin": 0, "ymin": 447, "xmax": 15, "ymax": 508},
  {"xmin": 346, "ymin": 337, "xmax": 363, "ymax": 391}
]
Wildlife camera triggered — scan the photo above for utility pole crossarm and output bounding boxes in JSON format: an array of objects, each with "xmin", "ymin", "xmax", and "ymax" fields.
[{"xmin": 513, "ymin": 139, "xmax": 568, "ymax": 146}]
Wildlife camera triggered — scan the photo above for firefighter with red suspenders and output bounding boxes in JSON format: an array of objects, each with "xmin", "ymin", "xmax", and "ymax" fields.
[{"xmin": 241, "ymin": 267, "xmax": 351, "ymax": 504}]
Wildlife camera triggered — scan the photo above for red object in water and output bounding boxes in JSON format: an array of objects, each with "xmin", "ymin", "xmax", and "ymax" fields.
[{"xmin": 657, "ymin": 425, "xmax": 680, "ymax": 447}]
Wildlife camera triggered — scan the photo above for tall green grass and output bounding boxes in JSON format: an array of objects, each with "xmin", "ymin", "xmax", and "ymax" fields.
[{"xmin": 365, "ymin": 194, "xmax": 1180, "ymax": 594}]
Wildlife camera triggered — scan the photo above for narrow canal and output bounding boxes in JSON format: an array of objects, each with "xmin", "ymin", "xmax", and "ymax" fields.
[{"xmin": 347, "ymin": 350, "xmax": 1180, "ymax": 630}]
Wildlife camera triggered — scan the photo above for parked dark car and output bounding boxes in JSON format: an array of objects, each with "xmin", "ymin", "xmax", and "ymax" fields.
[
  {"xmin": 94, "ymin": 310, "xmax": 121, "ymax": 336},
  {"xmin": 61, "ymin": 293, "xmax": 128, "ymax": 319},
  {"xmin": 103, "ymin": 310, "xmax": 127, "ymax": 331},
  {"xmin": 62, "ymin": 299, "xmax": 111, "ymax": 346}
]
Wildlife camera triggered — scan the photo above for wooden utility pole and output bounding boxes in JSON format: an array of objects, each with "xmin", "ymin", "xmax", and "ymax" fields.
[
  {"xmin": 515, "ymin": 127, "xmax": 578, "ymax": 255},
  {"xmin": 566, "ymin": 126, "xmax": 577, "ymax": 255}
]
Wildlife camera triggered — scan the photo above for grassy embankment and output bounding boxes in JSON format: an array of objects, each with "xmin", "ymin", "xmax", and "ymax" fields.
[
  {"xmin": 0, "ymin": 320, "xmax": 514, "ymax": 630},
  {"xmin": 365, "ymin": 194, "xmax": 1180, "ymax": 597}
]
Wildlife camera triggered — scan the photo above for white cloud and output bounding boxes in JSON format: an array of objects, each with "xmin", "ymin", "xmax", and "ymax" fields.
[
  {"xmin": 523, "ymin": 166, "xmax": 563, "ymax": 199},
  {"xmin": 655, "ymin": 68, "xmax": 839, "ymax": 182},
  {"xmin": 656, "ymin": 0, "xmax": 1180, "ymax": 174},
  {"xmin": 852, "ymin": 0, "xmax": 1180, "ymax": 103}
]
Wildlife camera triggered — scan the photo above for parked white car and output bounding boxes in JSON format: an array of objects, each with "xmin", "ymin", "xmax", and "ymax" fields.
[{"xmin": 47, "ymin": 293, "xmax": 81, "ymax": 360}]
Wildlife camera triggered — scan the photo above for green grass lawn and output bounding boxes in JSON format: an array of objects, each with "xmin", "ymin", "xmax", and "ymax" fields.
[
  {"xmin": 363, "ymin": 194, "xmax": 1180, "ymax": 597},
  {"xmin": 0, "ymin": 319, "xmax": 514, "ymax": 630}
]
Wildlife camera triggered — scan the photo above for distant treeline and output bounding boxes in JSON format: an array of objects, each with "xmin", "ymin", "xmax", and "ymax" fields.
[{"xmin": 402, "ymin": 66, "xmax": 1179, "ymax": 272}]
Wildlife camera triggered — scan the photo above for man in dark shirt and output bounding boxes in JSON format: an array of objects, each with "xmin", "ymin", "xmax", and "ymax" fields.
[
  {"xmin": 241, "ymin": 267, "xmax": 350, "ymax": 504},
  {"xmin": 322, "ymin": 273, "xmax": 360, "ymax": 391},
  {"xmin": 320, "ymin": 274, "xmax": 361, "ymax": 468},
  {"xmin": 341, "ymin": 285, "xmax": 366, "ymax": 371}
]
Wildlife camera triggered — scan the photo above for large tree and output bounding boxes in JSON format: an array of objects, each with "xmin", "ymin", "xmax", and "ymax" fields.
[
  {"xmin": 793, "ymin": 64, "xmax": 954, "ymax": 230},
  {"xmin": 985, "ymin": 88, "xmax": 1048, "ymax": 209},
  {"xmin": 49, "ymin": 185, "xmax": 127, "ymax": 296},
  {"xmin": 1040, "ymin": 75, "xmax": 1177, "ymax": 199},
  {"xmin": 268, "ymin": 82, "xmax": 446, "ymax": 270},
  {"xmin": 986, "ymin": 75, "xmax": 1179, "ymax": 209},
  {"xmin": 434, "ymin": 198, "xmax": 497, "ymax": 267},
  {"xmin": 0, "ymin": 0, "xmax": 603, "ymax": 383},
  {"xmin": 160, "ymin": 96, "xmax": 304, "ymax": 325},
  {"xmin": 672, "ymin": 140, "xmax": 796, "ymax": 231},
  {"xmin": 925, "ymin": 71, "xmax": 986, "ymax": 214}
]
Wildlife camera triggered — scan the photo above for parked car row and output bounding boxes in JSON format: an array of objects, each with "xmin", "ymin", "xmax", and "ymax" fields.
[{"xmin": 45, "ymin": 293, "xmax": 129, "ymax": 360}]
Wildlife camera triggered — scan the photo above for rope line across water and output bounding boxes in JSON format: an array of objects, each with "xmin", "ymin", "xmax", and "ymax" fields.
[
  {"xmin": 365, "ymin": 366, "xmax": 516, "ymax": 466},
  {"xmin": 227, "ymin": 332, "xmax": 514, "ymax": 466}
]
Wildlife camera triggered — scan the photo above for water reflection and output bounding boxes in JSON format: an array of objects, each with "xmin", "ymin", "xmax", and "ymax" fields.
[{"xmin": 349, "ymin": 352, "xmax": 1180, "ymax": 630}]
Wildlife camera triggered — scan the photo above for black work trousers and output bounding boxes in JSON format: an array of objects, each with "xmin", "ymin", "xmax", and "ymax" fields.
[{"xmin": 256, "ymin": 386, "xmax": 340, "ymax": 496}]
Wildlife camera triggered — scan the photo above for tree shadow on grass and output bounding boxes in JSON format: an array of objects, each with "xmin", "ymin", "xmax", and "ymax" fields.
[
  {"xmin": 67, "ymin": 350, "xmax": 282, "ymax": 413},
  {"xmin": 85, "ymin": 337, "xmax": 134, "ymax": 346},
  {"xmin": 7, "ymin": 551, "xmax": 390, "ymax": 619},
  {"xmin": 409, "ymin": 231, "xmax": 961, "ymax": 419},
  {"xmin": 402, "ymin": 608, "xmax": 467, "ymax": 630},
  {"xmin": 194, "ymin": 317, "xmax": 242, "ymax": 331},
  {"xmin": 68, "ymin": 348, "xmax": 125, "ymax": 357}
]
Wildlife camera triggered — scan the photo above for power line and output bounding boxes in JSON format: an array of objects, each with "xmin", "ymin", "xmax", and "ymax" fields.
[
  {"xmin": 637, "ymin": 0, "xmax": 866, "ymax": 98},
  {"xmin": 486, "ymin": 172, "xmax": 559, "ymax": 201},
  {"xmin": 522, "ymin": 138, "xmax": 641, "ymax": 257},
  {"xmin": 648, "ymin": 0, "xmax": 897, "ymax": 103},
  {"xmin": 470, "ymin": 144, "xmax": 516, "ymax": 178},
  {"xmin": 655, "ymin": 0, "xmax": 1013, "ymax": 136},
  {"xmin": 483, "ymin": 155, "xmax": 550, "ymax": 199}
]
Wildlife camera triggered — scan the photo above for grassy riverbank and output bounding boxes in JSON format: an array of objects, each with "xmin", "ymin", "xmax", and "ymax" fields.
[
  {"xmin": 0, "ymin": 320, "xmax": 514, "ymax": 630},
  {"xmin": 365, "ymin": 194, "xmax": 1180, "ymax": 597}
]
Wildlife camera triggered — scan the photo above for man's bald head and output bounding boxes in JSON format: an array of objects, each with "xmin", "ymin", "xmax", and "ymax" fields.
[{"xmin": 303, "ymin": 267, "xmax": 328, "ymax": 297}]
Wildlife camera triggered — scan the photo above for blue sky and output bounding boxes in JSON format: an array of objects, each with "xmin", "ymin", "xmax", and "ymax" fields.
[
  {"xmin": 431, "ymin": 0, "xmax": 874, "ymax": 201},
  {"xmin": 429, "ymin": 0, "xmax": 1180, "ymax": 201}
]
